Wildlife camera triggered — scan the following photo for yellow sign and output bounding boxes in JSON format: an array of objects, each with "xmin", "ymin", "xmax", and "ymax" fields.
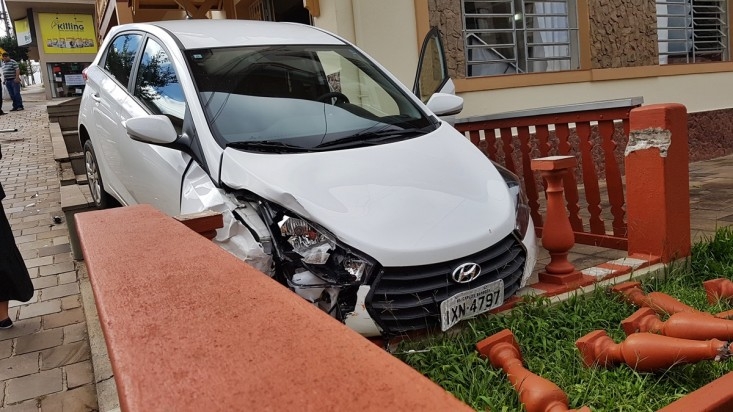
[
  {"xmin": 14, "ymin": 18, "xmax": 32, "ymax": 46},
  {"xmin": 38, "ymin": 14, "xmax": 97, "ymax": 55}
]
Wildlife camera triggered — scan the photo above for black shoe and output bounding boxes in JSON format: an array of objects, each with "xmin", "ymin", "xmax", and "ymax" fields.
[
  {"xmin": 9, "ymin": 108, "xmax": 21, "ymax": 112},
  {"xmin": 0, "ymin": 318, "xmax": 12, "ymax": 329},
  {"xmin": 0, "ymin": 111, "xmax": 5, "ymax": 115}
]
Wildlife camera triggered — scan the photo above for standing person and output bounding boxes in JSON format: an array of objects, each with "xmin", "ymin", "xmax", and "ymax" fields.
[
  {"xmin": 2, "ymin": 53, "xmax": 24, "ymax": 112},
  {"xmin": 0, "ymin": 143, "xmax": 33, "ymax": 328}
]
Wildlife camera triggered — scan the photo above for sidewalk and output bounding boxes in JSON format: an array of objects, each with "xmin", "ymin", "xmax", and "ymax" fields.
[
  {"xmin": 1, "ymin": 85, "xmax": 97, "ymax": 411},
  {"xmin": 1, "ymin": 88, "xmax": 733, "ymax": 410}
]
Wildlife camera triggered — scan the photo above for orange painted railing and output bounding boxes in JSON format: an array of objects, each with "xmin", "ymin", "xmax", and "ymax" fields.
[{"xmin": 455, "ymin": 97, "xmax": 643, "ymax": 249}]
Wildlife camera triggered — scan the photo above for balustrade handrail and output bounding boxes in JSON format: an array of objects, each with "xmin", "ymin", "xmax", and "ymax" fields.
[{"xmin": 455, "ymin": 97, "xmax": 644, "ymax": 249}]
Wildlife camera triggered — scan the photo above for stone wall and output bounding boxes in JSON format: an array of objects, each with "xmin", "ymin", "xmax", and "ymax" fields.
[
  {"xmin": 688, "ymin": 109, "xmax": 733, "ymax": 162},
  {"xmin": 589, "ymin": 0, "xmax": 658, "ymax": 68},
  {"xmin": 428, "ymin": 0, "xmax": 465, "ymax": 79}
]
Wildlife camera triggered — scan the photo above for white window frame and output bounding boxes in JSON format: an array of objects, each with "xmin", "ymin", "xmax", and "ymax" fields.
[
  {"xmin": 657, "ymin": 0, "xmax": 729, "ymax": 64},
  {"xmin": 462, "ymin": 0, "xmax": 580, "ymax": 77}
]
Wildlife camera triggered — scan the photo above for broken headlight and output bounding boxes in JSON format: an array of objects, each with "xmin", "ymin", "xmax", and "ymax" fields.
[
  {"xmin": 494, "ymin": 162, "xmax": 530, "ymax": 238},
  {"xmin": 278, "ymin": 216, "xmax": 375, "ymax": 286}
]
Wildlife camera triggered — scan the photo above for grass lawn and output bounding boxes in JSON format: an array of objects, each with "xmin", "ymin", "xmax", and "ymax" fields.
[{"xmin": 396, "ymin": 227, "xmax": 733, "ymax": 411}]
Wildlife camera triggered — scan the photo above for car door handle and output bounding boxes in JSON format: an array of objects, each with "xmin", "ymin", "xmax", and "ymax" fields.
[{"xmin": 90, "ymin": 93, "xmax": 102, "ymax": 102}]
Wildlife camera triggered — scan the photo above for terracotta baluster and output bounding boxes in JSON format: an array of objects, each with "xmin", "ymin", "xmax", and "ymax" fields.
[
  {"xmin": 610, "ymin": 281, "xmax": 704, "ymax": 316},
  {"xmin": 531, "ymin": 156, "xmax": 581, "ymax": 285},
  {"xmin": 576, "ymin": 330, "xmax": 731, "ymax": 372},
  {"xmin": 703, "ymin": 278, "xmax": 733, "ymax": 304},
  {"xmin": 622, "ymin": 307, "xmax": 733, "ymax": 341},
  {"xmin": 477, "ymin": 329, "xmax": 590, "ymax": 412},
  {"xmin": 703, "ymin": 278, "xmax": 733, "ymax": 319}
]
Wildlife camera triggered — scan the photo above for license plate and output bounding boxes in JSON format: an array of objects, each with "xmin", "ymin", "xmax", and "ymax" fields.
[{"xmin": 440, "ymin": 280, "xmax": 504, "ymax": 332}]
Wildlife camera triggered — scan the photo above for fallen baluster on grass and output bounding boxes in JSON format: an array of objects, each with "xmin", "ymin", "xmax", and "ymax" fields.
[
  {"xmin": 611, "ymin": 281, "xmax": 707, "ymax": 316},
  {"xmin": 476, "ymin": 329, "xmax": 590, "ymax": 412},
  {"xmin": 576, "ymin": 330, "xmax": 731, "ymax": 372},
  {"xmin": 622, "ymin": 307, "xmax": 733, "ymax": 340},
  {"xmin": 702, "ymin": 279, "xmax": 733, "ymax": 319}
]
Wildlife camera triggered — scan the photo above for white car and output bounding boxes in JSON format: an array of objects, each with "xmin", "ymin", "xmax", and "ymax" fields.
[{"xmin": 78, "ymin": 19, "xmax": 537, "ymax": 337}]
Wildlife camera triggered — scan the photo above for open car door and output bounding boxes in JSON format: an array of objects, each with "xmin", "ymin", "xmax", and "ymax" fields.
[{"xmin": 413, "ymin": 27, "xmax": 463, "ymax": 120}]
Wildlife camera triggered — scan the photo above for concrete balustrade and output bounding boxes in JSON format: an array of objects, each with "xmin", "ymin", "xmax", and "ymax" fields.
[{"xmin": 75, "ymin": 204, "xmax": 472, "ymax": 411}]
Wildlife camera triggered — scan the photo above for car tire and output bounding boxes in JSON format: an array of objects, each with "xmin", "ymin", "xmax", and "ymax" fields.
[{"xmin": 84, "ymin": 140, "xmax": 112, "ymax": 209}]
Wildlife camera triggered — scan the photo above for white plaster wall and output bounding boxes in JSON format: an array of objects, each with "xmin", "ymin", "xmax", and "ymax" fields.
[
  {"xmin": 351, "ymin": 0, "xmax": 419, "ymax": 89},
  {"xmin": 313, "ymin": 0, "xmax": 419, "ymax": 89},
  {"xmin": 458, "ymin": 72, "xmax": 733, "ymax": 119}
]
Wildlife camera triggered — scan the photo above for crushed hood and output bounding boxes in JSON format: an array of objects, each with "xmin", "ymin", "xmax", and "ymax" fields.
[{"xmin": 219, "ymin": 123, "xmax": 516, "ymax": 266}]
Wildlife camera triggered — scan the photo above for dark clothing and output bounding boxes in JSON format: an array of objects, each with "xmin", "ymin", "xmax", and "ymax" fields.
[{"xmin": 0, "ymin": 146, "xmax": 33, "ymax": 302}]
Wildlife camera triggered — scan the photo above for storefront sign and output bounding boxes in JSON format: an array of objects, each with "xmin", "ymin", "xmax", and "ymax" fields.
[
  {"xmin": 14, "ymin": 18, "xmax": 32, "ymax": 46},
  {"xmin": 38, "ymin": 13, "xmax": 97, "ymax": 54}
]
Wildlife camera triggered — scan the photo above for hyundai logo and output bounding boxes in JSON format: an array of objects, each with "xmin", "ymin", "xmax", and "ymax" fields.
[{"xmin": 451, "ymin": 263, "xmax": 481, "ymax": 283}]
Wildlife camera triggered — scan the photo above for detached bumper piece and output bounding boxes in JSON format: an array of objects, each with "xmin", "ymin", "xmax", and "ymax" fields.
[{"xmin": 367, "ymin": 234, "xmax": 526, "ymax": 334}]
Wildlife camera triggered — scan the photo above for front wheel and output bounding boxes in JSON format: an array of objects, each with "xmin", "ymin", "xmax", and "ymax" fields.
[{"xmin": 84, "ymin": 140, "xmax": 112, "ymax": 209}]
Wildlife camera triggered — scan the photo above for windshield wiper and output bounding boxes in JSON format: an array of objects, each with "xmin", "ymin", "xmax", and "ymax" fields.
[
  {"xmin": 226, "ymin": 141, "xmax": 312, "ymax": 153},
  {"xmin": 315, "ymin": 125, "xmax": 434, "ymax": 149}
]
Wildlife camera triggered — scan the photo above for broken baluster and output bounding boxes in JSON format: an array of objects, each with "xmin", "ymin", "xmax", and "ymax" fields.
[
  {"xmin": 576, "ymin": 330, "xmax": 731, "ymax": 372},
  {"xmin": 622, "ymin": 307, "xmax": 733, "ymax": 341},
  {"xmin": 610, "ymin": 281, "xmax": 705, "ymax": 316},
  {"xmin": 476, "ymin": 329, "xmax": 590, "ymax": 412}
]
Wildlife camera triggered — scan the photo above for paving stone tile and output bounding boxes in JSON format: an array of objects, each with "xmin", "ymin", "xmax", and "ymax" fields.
[
  {"xmin": 60, "ymin": 296, "xmax": 80, "ymax": 311},
  {"xmin": 39, "ymin": 283, "xmax": 79, "ymax": 301},
  {"xmin": 15, "ymin": 329, "xmax": 64, "ymax": 355},
  {"xmin": 42, "ymin": 307, "xmax": 85, "ymax": 330},
  {"xmin": 0, "ymin": 353, "xmax": 39, "ymax": 380},
  {"xmin": 18, "ymin": 300, "xmax": 61, "ymax": 320},
  {"xmin": 64, "ymin": 360, "xmax": 94, "ymax": 389},
  {"xmin": 32, "ymin": 275, "xmax": 58, "ymax": 290},
  {"xmin": 37, "ymin": 244, "xmax": 71, "ymax": 257},
  {"xmin": 40, "ymin": 341, "xmax": 90, "ymax": 370},
  {"xmin": 39, "ymin": 262, "xmax": 75, "ymax": 277},
  {"xmin": 52, "ymin": 236, "xmax": 70, "ymax": 246},
  {"xmin": 5, "ymin": 368, "xmax": 63, "ymax": 404},
  {"xmin": 62, "ymin": 323, "xmax": 87, "ymax": 344},
  {"xmin": 0, "ymin": 339, "xmax": 12, "ymax": 359},
  {"xmin": 0, "ymin": 318, "xmax": 42, "ymax": 342},
  {"xmin": 57, "ymin": 271, "xmax": 76, "ymax": 285},
  {"xmin": 0, "ymin": 380, "xmax": 4, "ymax": 406},
  {"xmin": 39, "ymin": 383, "xmax": 98, "ymax": 412},
  {"xmin": 52, "ymin": 252, "xmax": 72, "ymax": 264},
  {"xmin": 22, "ymin": 256, "xmax": 54, "ymax": 269},
  {"xmin": 0, "ymin": 398, "xmax": 39, "ymax": 412}
]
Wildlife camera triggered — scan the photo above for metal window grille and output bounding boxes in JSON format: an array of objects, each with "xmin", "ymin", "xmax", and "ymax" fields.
[
  {"xmin": 463, "ymin": 0, "xmax": 580, "ymax": 77},
  {"xmin": 657, "ymin": 0, "xmax": 729, "ymax": 63}
]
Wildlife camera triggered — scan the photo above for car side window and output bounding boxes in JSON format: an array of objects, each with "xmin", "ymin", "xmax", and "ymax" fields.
[
  {"xmin": 134, "ymin": 39, "xmax": 186, "ymax": 133},
  {"xmin": 103, "ymin": 34, "xmax": 143, "ymax": 88}
]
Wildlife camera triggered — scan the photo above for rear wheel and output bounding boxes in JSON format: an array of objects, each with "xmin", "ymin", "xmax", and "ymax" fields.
[{"xmin": 84, "ymin": 140, "xmax": 112, "ymax": 209}]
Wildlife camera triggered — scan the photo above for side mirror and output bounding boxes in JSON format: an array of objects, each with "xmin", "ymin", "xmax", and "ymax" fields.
[
  {"xmin": 125, "ymin": 115, "xmax": 178, "ymax": 145},
  {"xmin": 426, "ymin": 93, "xmax": 463, "ymax": 117}
]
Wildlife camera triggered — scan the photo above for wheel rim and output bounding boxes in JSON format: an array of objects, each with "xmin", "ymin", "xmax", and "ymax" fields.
[{"xmin": 85, "ymin": 149, "xmax": 102, "ymax": 205}]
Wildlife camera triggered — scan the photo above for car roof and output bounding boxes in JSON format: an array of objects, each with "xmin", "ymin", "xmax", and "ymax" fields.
[{"xmin": 133, "ymin": 19, "xmax": 347, "ymax": 49}]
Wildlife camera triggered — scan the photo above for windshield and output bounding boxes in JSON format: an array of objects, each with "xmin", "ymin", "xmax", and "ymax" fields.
[{"xmin": 185, "ymin": 45, "xmax": 437, "ymax": 151}]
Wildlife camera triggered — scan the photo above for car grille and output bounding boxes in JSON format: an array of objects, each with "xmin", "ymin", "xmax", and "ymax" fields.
[{"xmin": 366, "ymin": 234, "xmax": 527, "ymax": 335}]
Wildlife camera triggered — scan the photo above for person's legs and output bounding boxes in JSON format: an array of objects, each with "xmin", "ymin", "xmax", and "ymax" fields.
[
  {"xmin": 0, "ymin": 301, "xmax": 10, "ymax": 328},
  {"xmin": 6, "ymin": 81, "xmax": 21, "ymax": 110},
  {"xmin": 5, "ymin": 81, "xmax": 15, "ymax": 109},
  {"xmin": 13, "ymin": 82, "xmax": 23, "ymax": 109}
]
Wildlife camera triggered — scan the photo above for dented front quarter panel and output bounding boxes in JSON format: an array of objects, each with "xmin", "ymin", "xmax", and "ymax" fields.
[{"xmin": 180, "ymin": 163, "xmax": 273, "ymax": 274}]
